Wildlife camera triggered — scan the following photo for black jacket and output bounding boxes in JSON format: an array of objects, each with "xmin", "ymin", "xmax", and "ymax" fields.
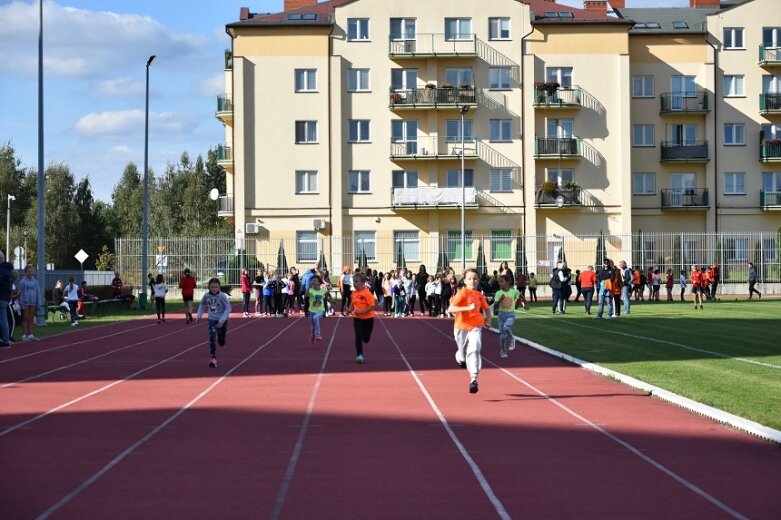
[{"xmin": 0, "ymin": 262, "xmax": 14, "ymax": 302}]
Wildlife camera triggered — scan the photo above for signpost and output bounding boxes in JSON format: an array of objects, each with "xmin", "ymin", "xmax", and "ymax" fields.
[
  {"xmin": 13, "ymin": 246, "xmax": 24, "ymax": 270},
  {"xmin": 75, "ymin": 249, "xmax": 89, "ymax": 270}
]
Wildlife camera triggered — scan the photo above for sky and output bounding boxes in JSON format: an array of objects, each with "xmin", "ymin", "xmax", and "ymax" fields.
[{"xmin": 0, "ymin": 0, "xmax": 691, "ymax": 203}]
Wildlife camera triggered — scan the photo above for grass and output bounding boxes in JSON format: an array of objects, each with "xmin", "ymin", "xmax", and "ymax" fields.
[{"xmin": 506, "ymin": 298, "xmax": 781, "ymax": 431}]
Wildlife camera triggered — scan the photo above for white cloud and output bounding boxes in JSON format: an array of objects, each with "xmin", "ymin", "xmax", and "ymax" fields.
[
  {"xmin": 74, "ymin": 109, "xmax": 201, "ymax": 139},
  {"xmin": 94, "ymin": 77, "xmax": 145, "ymax": 98},
  {"xmin": 196, "ymin": 73, "xmax": 226, "ymax": 97},
  {"xmin": 112, "ymin": 145, "xmax": 131, "ymax": 153}
]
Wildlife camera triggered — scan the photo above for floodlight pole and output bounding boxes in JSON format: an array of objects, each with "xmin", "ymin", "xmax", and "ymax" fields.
[
  {"xmin": 140, "ymin": 54, "xmax": 156, "ymax": 310},
  {"xmin": 460, "ymin": 105, "xmax": 469, "ymax": 274}
]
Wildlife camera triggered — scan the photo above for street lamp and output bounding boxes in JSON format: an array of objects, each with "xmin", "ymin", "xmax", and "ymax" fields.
[
  {"xmin": 460, "ymin": 105, "xmax": 470, "ymax": 273},
  {"xmin": 23, "ymin": 229, "xmax": 28, "ymax": 268},
  {"xmin": 140, "ymin": 54, "xmax": 156, "ymax": 310},
  {"xmin": 6, "ymin": 194, "xmax": 15, "ymax": 259}
]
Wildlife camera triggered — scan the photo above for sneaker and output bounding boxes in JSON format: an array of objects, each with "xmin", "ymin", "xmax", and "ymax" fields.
[
  {"xmin": 158, "ymin": 320, "xmax": 162, "ymax": 324},
  {"xmin": 356, "ymin": 354, "xmax": 364, "ymax": 364},
  {"xmin": 0, "ymin": 342, "xmax": 10, "ymax": 349},
  {"xmin": 310, "ymin": 334, "xmax": 316, "ymax": 344},
  {"xmin": 21, "ymin": 335, "xmax": 29, "ymax": 342},
  {"xmin": 28, "ymin": 335, "xmax": 38, "ymax": 341},
  {"xmin": 457, "ymin": 360, "xmax": 467, "ymax": 369},
  {"xmin": 508, "ymin": 340, "xmax": 516, "ymax": 351},
  {"xmin": 469, "ymin": 380, "xmax": 479, "ymax": 394},
  {"xmin": 500, "ymin": 351, "xmax": 509, "ymax": 359},
  {"xmin": 209, "ymin": 357, "xmax": 217, "ymax": 368},
  {"xmin": 71, "ymin": 321, "xmax": 78, "ymax": 327},
  {"xmin": 315, "ymin": 335, "xmax": 322, "ymax": 342}
]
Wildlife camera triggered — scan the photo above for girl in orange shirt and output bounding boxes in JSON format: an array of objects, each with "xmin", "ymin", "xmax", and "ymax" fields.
[
  {"xmin": 447, "ymin": 269, "xmax": 491, "ymax": 394},
  {"xmin": 690, "ymin": 265, "xmax": 704, "ymax": 309},
  {"xmin": 346, "ymin": 272, "xmax": 376, "ymax": 364}
]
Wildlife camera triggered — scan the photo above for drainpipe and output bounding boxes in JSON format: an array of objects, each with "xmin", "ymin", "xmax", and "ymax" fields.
[
  {"xmin": 707, "ymin": 34, "xmax": 719, "ymax": 233},
  {"xmin": 328, "ymin": 23, "xmax": 335, "ymax": 242},
  {"xmin": 520, "ymin": 22, "xmax": 534, "ymax": 242}
]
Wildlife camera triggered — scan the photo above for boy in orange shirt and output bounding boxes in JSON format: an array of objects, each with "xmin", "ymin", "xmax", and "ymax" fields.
[
  {"xmin": 346, "ymin": 272, "xmax": 376, "ymax": 364},
  {"xmin": 447, "ymin": 268, "xmax": 491, "ymax": 394}
]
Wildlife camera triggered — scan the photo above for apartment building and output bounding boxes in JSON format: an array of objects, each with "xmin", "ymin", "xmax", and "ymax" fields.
[{"xmin": 217, "ymin": 0, "xmax": 780, "ymax": 272}]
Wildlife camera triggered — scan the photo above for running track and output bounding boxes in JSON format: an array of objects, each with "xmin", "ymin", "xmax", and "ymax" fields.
[{"xmin": 1, "ymin": 309, "xmax": 779, "ymax": 519}]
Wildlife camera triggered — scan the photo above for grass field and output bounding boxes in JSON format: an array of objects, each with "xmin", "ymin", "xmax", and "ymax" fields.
[{"xmin": 507, "ymin": 298, "xmax": 781, "ymax": 431}]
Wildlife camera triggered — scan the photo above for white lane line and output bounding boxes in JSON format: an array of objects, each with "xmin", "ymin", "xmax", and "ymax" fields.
[
  {"xmin": 422, "ymin": 320, "xmax": 749, "ymax": 520},
  {"xmin": 381, "ymin": 318, "xmax": 511, "ymax": 520},
  {"xmin": 36, "ymin": 318, "xmax": 300, "ymax": 520},
  {"xmin": 269, "ymin": 319, "xmax": 339, "ymax": 520}
]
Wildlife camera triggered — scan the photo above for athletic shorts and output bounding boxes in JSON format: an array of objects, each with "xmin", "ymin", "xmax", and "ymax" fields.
[
  {"xmin": 691, "ymin": 286, "xmax": 701, "ymax": 294},
  {"xmin": 182, "ymin": 295, "xmax": 194, "ymax": 302}
]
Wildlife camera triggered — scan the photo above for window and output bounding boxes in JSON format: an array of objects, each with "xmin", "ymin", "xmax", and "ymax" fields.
[
  {"xmin": 347, "ymin": 18, "xmax": 369, "ymax": 41},
  {"xmin": 762, "ymin": 123, "xmax": 781, "ymax": 141},
  {"xmin": 632, "ymin": 76, "xmax": 654, "ymax": 97},
  {"xmin": 445, "ymin": 68, "xmax": 473, "ymax": 87},
  {"xmin": 391, "ymin": 120, "xmax": 418, "ymax": 154},
  {"xmin": 671, "ymin": 173, "xmax": 696, "ymax": 190},
  {"xmin": 392, "ymin": 170, "xmax": 418, "ymax": 188},
  {"xmin": 490, "ymin": 169, "xmax": 512, "ymax": 192},
  {"xmin": 489, "ymin": 119, "xmax": 512, "ymax": 142},
  {"xmin": 446, "ymin": 119, "xmax": 473, "ymax": 142},
  {"xmin": 669, "ymin": 124, "xmax": 697, "ymax": 145},
  {"xmin": 763, "ymin": 74, "xmax": 781, "ymax": 94},
  {"xmin": 723, "ymin": 75, "xmax": 744, "ymax": 97},
  {"xmin": 763, "ymin": 27, "xmax": 781, "ymax": 48},
  {"xmin": 446, "ymin": 169, "xmax": 474, "ymax": 187},
  {"xmin": 633, "ymin": 173, "xmax": 656, "ymax": 195},
  {"xmin": 724, "ymin": 172, "xmax": 745, "ymax": 195},
  {"xmin": 672, "ymin": 21, "xmax": 688, "ymax": 30},
  {"xmin": 488, "ymin": 17, "xmax": 510, "ymax": 40},
  {"xmin": 390, "ymin": 18, "xmax": 416, "ymax": 40},
  {"xmin": 294, "ymin": 69, "xmax": 317, "ymax": 92},
  {"xmin": 295, "ymin": 121, "xmax": 317, "ymax": 143},
  {"xmin": 724, "ymin": 123, "xmax": 745, "ymax": 145},
  {"xmin": 391, "ymin": 69, "xmax": 417, "ymax": 91},
  {"xmin": 546, "ymin": 67, "xmax": 572, "ymax": 88},
  {"xmin": 724, "ymin": 27, "xmax": 744, "ymax": 49},
  {"xmin": 394, "ymin": 231, "xmax": 420, "ymax": 262},
  {"xmin": 763, "ymin": 237, "xmax": 777, "ymax": 261},
  {"xmin": 348, "ymin": 170, "xmax": 371, "ymax": 193},
  {"xmin": 671, "ymin": 75, "xmax": 696, "ymax": 96},
  {"xmin": 725, "ymin": 238, "xmax": 749, "ymax": 263},
  {"xmin": 354, "ymin": 231, "xmax": 376, "ymax": 261},
  {"xmin": 546, "ymin": 168, "xmax": 573, "ymax": 185},
  {"xmin": 633, "ymin": 124, "xmax": 655, "ymax": 147},
  {"xmin": 445, "ymin": 18, "xmax": 471, "ymax": 40},
  {"xmin": 347, "ymin": 69, "xmax": 370, "ymax": 92},
  {"xmin": 491, "ymin": 230, "xmax": 512, "ymax": 261},
  {"xmin": 295, "ymin": 170, "xmax": 318, "ymax": 193},
  {"xmin": 348, "ymin": 120, "xmax": 370, "ymax": 143},
  {"xmin": 296, "ymin": 231, "xmax": 317, "ymax": 262},
  {"xmin": 447, "ymin": 231, "xmax": 473, "ymax": 261},
  {"xmin": 763, "ymin": 171, "xmax": 781, "ymax": 191},
  {"xmin": 546, "ymin": 118, "xmax": 573, "ymax": 138},
  {"xmin": 489, "ymin": 67, "xmax": 511, "ymax": 89}
]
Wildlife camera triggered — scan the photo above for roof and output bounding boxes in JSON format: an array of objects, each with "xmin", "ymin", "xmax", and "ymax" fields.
[
  {"xmin": 522, "ymin": 0, "xmax": 631, "ymax": 25},
  {"xmin": 615, "ymin": 7, "xmax": 717, "ymax": 34}
]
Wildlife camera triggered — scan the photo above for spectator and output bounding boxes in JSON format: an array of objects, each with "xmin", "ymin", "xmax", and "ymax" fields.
[
  {"xmin": 0, "ymin": 252, "xmax": 14, "ymax": 347},
  {"xmin": 578, "ymin": 265, "xmax": 597, "ymax": 315},
  {"xmin": 748, "ymin": 262, "xmax": 761, "ymax": 299}
]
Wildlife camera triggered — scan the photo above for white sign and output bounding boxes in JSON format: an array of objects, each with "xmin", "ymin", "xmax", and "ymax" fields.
[
  {"xmin": 13, "ymin": 246, "xmax": 24, "ymax": 269},
  {"xmin": 155, "ymin": 254, "xmax": 168, "ymax": 273},
  {"xmin": 75, "ymin": 249, "xmax": 89, "ymax": 266}
]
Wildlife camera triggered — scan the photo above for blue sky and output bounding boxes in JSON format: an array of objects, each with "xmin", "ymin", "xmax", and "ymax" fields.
[{"xmin": 0, "ymin": 0, "xmax": 689, "ymax": 202}]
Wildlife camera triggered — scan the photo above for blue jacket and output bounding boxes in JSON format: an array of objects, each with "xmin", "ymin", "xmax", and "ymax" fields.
[{"xmin": 300, "ymin": 269, "xmax": 316, "ymax": 294}]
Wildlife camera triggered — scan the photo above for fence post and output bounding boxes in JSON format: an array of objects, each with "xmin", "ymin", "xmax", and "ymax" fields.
[
  {"xmin": 680, "ymin": 232, "xmax": 684, "ymax": 274},
  {"xmin": 760, "ymin": 231, "xmax": 765, "ymax": 281}
]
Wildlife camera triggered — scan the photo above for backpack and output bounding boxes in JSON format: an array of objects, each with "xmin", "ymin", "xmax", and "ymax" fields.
[{"xmin": 549, "ymin": 269, "xmax": 562, "ymax": 290}]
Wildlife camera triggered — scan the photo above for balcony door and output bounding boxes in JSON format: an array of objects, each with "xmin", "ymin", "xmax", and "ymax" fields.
[
  {"xmin": 546, "ymin": 67, "xmax": 572, "ymax": 103},
  {"xmin": 668, "ymin": 124, "xmax": 697, "ymax": 145},
  {"xmin": 670, "ymin": 173, "xmax": 696, "ymax": 205},
  {"xmin": 671, "ymin": 75, "xmax": 696, "ymax": 109},
  {"xmin": 392, "ymin": 120, "xmax": 418, "ymax": 154},
  {"xmin": 391, "ymin": 69, "xmax": 418, "ymax": 92},
  {"xmin": 547, "ymin": 118, "xmax": 573, "ymax": 138}
]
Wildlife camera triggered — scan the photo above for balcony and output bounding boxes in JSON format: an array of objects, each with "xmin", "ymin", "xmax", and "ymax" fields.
[
  {"xmin": 759, "ymin": 93, "xmax": 781, "ymax": 115},
  {"xmin": 216, "ymin": 95, "xmax": 233, "ymax": 124},
  {"xmin": 224, "ymin": 50, "xmax": 233, "ymax": 70},
  {"xmin": 390, "ymin": 136, "xmax": 478, "ymax": 160},
  {"xmin": 391, "ymin": 187, "xmax": 478, "ymax": 209},
  {"xmin": 388, "ymin": 34, "xmax": 477, "ymax": 58},
  {"xmin": 217, "ymin": 194, "xmax": 234, "ymax": 218},
  {"xmin": 389, "ymin": 86, "xmax": 478, "ymax": 110},
  {"xmin": 533, "ymin": 137, "xmax": 581, "ymax": 160},
  {"xmin": 532, "ymin": 85, "xmax": 582, "ymax": 109},
  {"xmin": 661, "ymin": 189, "xmax": 709, "ymax": 210},
  {"xmin": 660, "ymin": 141, "xmax": 709, "ymax": 163},
  {"xmin": 216, "ymin": 144, "xmax": 233, "ymax": 169},
  {"xmin": 534, "ymin": 185, "xmax": 582, "ymax": 208},
  {"xmin": 760, "ymin": 138, "xmax": 781, "ymax": 162},
  {"xmin": 659, "ymin": 92, "xmax": 710, "ymax": 115},
  {"xmin": 759, "ymin": 45, "xmax": 781, "ymax": 67},
  {"xmin": 760, "ymin": 190, "xmax": 781, "ymax": 210}
]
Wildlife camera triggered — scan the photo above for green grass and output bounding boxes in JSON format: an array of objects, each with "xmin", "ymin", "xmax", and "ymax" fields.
[{"xmin": 506, "ymin": 298, "xmax": 781, "ymax": 430}]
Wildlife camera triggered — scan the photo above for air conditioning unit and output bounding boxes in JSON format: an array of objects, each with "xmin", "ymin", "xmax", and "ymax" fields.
[
  {"xmin": 245, "ymin": 222, "xmax": 260, "ymax": 234},
  {"xmin": 313, "ymin": 218, "xmax": 327, "ymax": 230}
]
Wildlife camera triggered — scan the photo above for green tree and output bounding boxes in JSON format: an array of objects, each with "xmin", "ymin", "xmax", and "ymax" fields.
[
  {"xmin": 112, "ymin": 162, "xmax": 144, "ymax": 237},
  {"xmin": 95, "ymin": 244, "xmax": 116, "ymax": 271}
]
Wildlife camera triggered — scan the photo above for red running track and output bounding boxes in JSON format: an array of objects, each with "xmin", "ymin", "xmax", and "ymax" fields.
[{"xmin": 0, "ymin": 310, "xmax": 779, "ymax": 519}]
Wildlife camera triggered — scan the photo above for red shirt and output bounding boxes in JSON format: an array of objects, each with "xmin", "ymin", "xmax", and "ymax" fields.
[
  {"xmin": 111, "ymin": 277, "xmax": 123, "ymax": 296},
  {"xmin": 179, "ymin": 275, "xmax": 196, "ymax": 298}
]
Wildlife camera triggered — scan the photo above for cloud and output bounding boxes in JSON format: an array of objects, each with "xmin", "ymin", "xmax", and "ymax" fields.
[
  {"xmin": 93, "ymin": 77, "xmax": 145, "ymax": 98},
  {"xmin": 112, "ymin": 145, "xmax": 131, "ymax": 153},
  {"xmin": 196, "ymin": 73, "xmax": 226, "ymax": 98},
  {"xmin": 74, "ymin": 109, "xmax": 201, "ymax": 139}
]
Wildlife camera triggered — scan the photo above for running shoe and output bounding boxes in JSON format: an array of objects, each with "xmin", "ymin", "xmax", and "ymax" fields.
[
  {"xmin": 356, "ymin": 354, "xmax": 364, "ymax": 364},
  {"xmin": 500, "ymin": 351, "xmax": 509, "ymax": 359},
  {"xmin": 469, "ymin": 380, "xmax": 479, "ymax": 394},
  {"xmin": 457, "ymin": 360, "xmax": 467, "ymax": 369},
  {"xmin": 315, "ymin": 335, "xmax": 322, "ymax": 342},
  {"xmin": 209, "ymin": 357, "xmax": 217, "ymax": 368},
  {"xmin": 508, "ymin": 339, "xmax": 516, "ymax": 351}
]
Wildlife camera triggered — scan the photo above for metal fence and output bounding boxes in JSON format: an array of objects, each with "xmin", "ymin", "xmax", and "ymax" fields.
[{"xmin": 115, "ymin": 231, "xmax": 781, "ymax": 290}]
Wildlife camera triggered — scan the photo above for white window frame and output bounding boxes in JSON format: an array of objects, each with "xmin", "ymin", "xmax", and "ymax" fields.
[
  {"xmin": 490, "ymin": 169, "xmax": 512, "ymax": 192},
  {"xmin": 445, "ymin": 67, "xmax": 473, "ymax": 87},
  {"xmin": 294, "ymin": 69, "xmax": 317, "ymax": 92},
  {"xmin": 394, "ymin": 231, "xmax": 420, "ymax": 262},
  {"xmin": 447, "ymin": 230, "xmax": 473, "ymax": 262},
  {"xmin": 348, "ymin": 170, "xmax": 371, "ymax": 193},
  {"xmin": 763, "ymin": 74, "xmax": 781, "ymax": 94},
  {"xmin": 723, "ymin": 75, "xmax": 744, "ymax": 97},
  {"xmin": 724, "ymin": 123, "xmax": 745, "ymax": 146},
  {"xmin": 488, "ymin": 17, "xmax": 511, "ymax": 40},
  {"xmin": 295, "ymin": 121, "xmax": 318, "ymax": 144},
  {"xmin": 347, "ymin": 18, "xmax": 370, "ymax": 41},
  {"xmin": 446, "ymin": 119, "xmax": 473, "ymax": 142},
  {"xmin": 296, "ymin": 231, "xmax": 318, "ymax": 263},
  {"xmin": 632, "ymin": 75, "xmax": 654, "ymax": 98},
  {"xmin": 633, "ymin": 172, "xmax": 656, "ymax": 195},
  {"xmin": 724, "ymin": 27, "xmax": 744, "ymax": 49},
  {"xmin": 724, "ymin": 172, "xmax": 745, "ymax": 195},
  {"xmin": 392, "ymin": 170, "xmax": 418, "ymax": 188},
  {"xmin": 354, "ymin": 231, "xmax": 377, "ymax": 261},
  {"xmin": 391, "ymin": 68, "xmax": 418, "ymax": 91},
  {"xmin": 348, "ymin": 120, "xmax": 370, "ymax": 143},
  {"xmin": 446, "ymin": 169, "xmax": 474, "ymax": 188},
  {"xmin": 489, "ymin": 67, "xmax": 511, "ymax": 89},
  {"xmin": 445, "ymin": 18, "xmax": 472, "ymax": 41},
  {"xmin": 546, "ymin": 67, "xmax": 573, "ymax": 88},
  {"xmin": 633, "ymin": 124, "xmax": 655, "ymax": 147},
  {"xmin": 763, "ymin": 27, "xmax": 781, "ymax": 48},
  {"xmin": 546, "ymin": 168, "xmax": 574, "ymax": 186},
  {"xmin": 390, "ymin": 18, "xmax": 416, "ymax": 41},
  {"xmin": 295, "ymin": 170, "xmax": 318, "ymax": 194},
  {"xmin": 490, "ymin": 119, "xmax": 512, "ymax": 142},
  {"xmin": 490, "ymin": 230, "xmax": 513, "ymax": 261},
  {"xmin": 763, "ymin": 171, "xmax": 781, "ymax": 191},
  {"xmin": 347, "ymin": 68, "xmax": 370, "ymax": 92}
]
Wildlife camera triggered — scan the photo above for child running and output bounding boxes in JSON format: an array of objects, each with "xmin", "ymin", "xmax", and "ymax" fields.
[
  {"xmin": 346, "ymin": 272, "xmax": 376, "ymax": 364},
  {"xmin": 493, "ymin": 274, "xmax": 527, "ymax": 358},
  {"xmin": 152, "ymin": 273, "xmax": 168, "ymax": 324},
  {"xmin": 178, "ymin": 268, "xmax": 197, "ymax": 323},
  {"xmin": 195, "ymin": 277, "xmax": 231, "ymax": 368},
  {"xmin": 447, "ymin": 269, "xmax": 491, "ymax": 394},
  {"xmin": 306, "ymin": 275, "xmax": 331, "ymax": 343}
]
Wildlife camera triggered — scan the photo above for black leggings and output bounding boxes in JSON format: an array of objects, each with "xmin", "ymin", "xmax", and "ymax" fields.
[
  {"xmin": 353, "ymin": 318, "xmax": 374, "ymax": 356},
  {"xmin": 341, "ymin": 286, "xmax": 352, "ymax": 312},
  {"xmin": 155, "ymin": 297, "xmax": 166, "ymax": 319},
  {"xmin": 417, "ymin": 288, "xmax": 428, "ymax": 313}
]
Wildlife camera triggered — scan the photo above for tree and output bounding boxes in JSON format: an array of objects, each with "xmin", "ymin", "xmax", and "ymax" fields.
[
  {"xmin": 95, "ymin": 244, "xmax": 116, "ymax": 271},
  {"xmin": 112, "ymin": 162, "xmax": 144, "ymax": 237}
]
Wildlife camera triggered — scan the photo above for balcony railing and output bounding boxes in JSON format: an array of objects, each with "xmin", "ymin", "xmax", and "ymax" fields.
[
  {"xmin": 216, "ymin": 95, "xmax": 233, "ymax": 123},
  {"xmin": 390, "ymin": 136, "xmax": 478, "ymax": 159},
  {"xmin": 759, "ymin": 44, "xmax": 781, "ymax": 67},
  {"xmin": 760, "ymin": 138, "xmax": 781, "ymax": 161},
  {"xmin": 533, "ymin": 86, "xmax": 582, "ymax": 109},
  {"xmin": 388, "ymin": 33, "xmax": 477, "ymax": 57},
  {"xmin": 660, "ymin": 141, "xmax": 709, "ymax": 162},
  {"xmin": 760, "ymin": 93, "xmax": 781, "ymax": 114},
  {"xmin": 389, "ymin": 86, "xmax": 478, "ymax": 109},
  {"xmin": 533, "ymin": 137, "xmax": 581, "ymax": 159},
  {"xmin": 218, "ymin": 194, "xmax": 234, "ymax": 217},
  {"xmin": 216, "ymin": 144, "xmax": 232, "ymax": 165},
  {"xmin": 534, "ymin": 186, "xmax": 582, "ymax": 207},
  {"xmin": 659, "ymin": 92, "xmax": 710, "ymax": 114},
  {"xmin": 224, "ymin": 50, "xmax": 233, "ymax": 70},
  {"xmin": 661, "ymin": 188, "xmax": 709, "ymax": 209},
  {"xmin": 760, "ymin": 189, "xmax": 781, "ymax": 209},
  {"xmin": 391, "ymin": 187, "xmax": 477, "ymax": 208}
]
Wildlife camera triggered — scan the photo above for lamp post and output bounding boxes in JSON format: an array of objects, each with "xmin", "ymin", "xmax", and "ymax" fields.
[
  {"xmin": 6, "ymin": 194, "xmax": 15, "ymax": 259},
  {"xmin": 140, "ymin": 54, "xmax": 156, "ymax": 310},
  {"xmin": 460, "ymin": 105, "xmax": 469, "ymax": 274},
  {"xmin": 23, "ymin": 229, "xmax": 28, "ymax": 268}
]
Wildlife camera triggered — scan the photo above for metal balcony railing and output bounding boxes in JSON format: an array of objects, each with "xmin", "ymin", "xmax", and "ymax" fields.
[
  {"xmin": 224, "ymin": 50, "xmax": 233, "ymax": 70},
  {"xmin": 659, "ymin": 92, "xmax": 710, "ymax": 114},
  {"xmin": 388, "ymin": 33, "xmax": 477, "ymax": 57},
  {"xmin": 661, "ymin": 188, "xmax": 709, "ymax": 208},
  {"xmin": 533, "ymin": 137, "xmax": 581, "ymax": 158},
  {"xmin": 760, "ymin": 189, "xmax": 781, "ymax": 208},
  {"xmin": 389, "ymin": 136, "xmax": 478, "ymax": 159},
  {"xmin": 759, "ymin": 44, "xmax": 781, "ymax": 66},
  {"xmin": 760, "ymin": 93, "xmax": 781, "ymax": 113},
  {"xmin": 391, "ymin": 187, "xmax": 477, "ymax": 207},
  {"xmin": 218, "ymin": 194, "xmax": 234, "ymax": 215},
  {"xmin": 534, "ymin": 186, "xmax": 582, "ymax": 207},
  {"xmin": 760, "ymin": 138, "xmax": 781, "ymax": 161},
  {"xmin": 533, "ymin": 86, "xmax": 582, "ymax": 108},
  {"xmin": 389, "ymin": 86, "xmax": 478, "ymax": 109},
  {"xmin": 217, "ymin": 95, "xmax": 233, "ymax": 113},
  {"xmin": 217, "ymin": 144, "xmax": 232, "ymax": 163},
  {"xmin": 660, "ymin": 141, "xmax": 709, "ymax": 162}
]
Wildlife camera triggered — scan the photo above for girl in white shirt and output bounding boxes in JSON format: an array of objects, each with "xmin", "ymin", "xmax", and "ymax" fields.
[
  {"xmin": 65, "ymin": 277, "xmax": 80, "ymax": 326},
  {"xmin": 152, "ymin": 274, "xmax": 169, "ymax": 323}
]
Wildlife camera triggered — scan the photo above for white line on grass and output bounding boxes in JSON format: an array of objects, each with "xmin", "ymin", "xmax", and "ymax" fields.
[
  {"xmin": 36, "ymin": 318, "xmax": 301, "ymax": 520},
  {"xmin": 382, "ymin": 318, "xmax": 511, "ymax": 520}
]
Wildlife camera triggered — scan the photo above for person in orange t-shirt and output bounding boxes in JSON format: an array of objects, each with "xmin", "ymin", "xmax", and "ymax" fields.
[
  {"xmin": 447, "ymin": 269, "xmax": 491, "ymax": 394},
  {"xmin": 690, "ymin": 265, "xmax": 704, "ymax": 309},
  {"xmin": 346, "ymin": 272, "xmax": 376, "ymax": 364}
]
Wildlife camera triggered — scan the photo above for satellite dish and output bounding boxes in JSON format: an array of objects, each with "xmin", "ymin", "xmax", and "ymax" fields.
[
  {"xmin": 209, "ymin": 188, "xmax": 219, "ymax": 201},
  {"xmin": 555, "ymin": 195, "xmax": 565, "ymax": 208}
]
